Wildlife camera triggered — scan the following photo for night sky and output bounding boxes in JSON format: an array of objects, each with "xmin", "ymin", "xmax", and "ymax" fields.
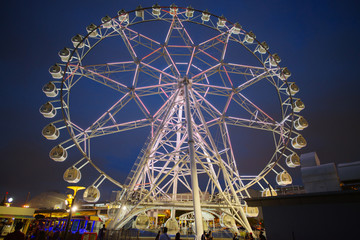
[{"xmin": 1, "ymin": 0, "xmax": 360, "ymax": 206}]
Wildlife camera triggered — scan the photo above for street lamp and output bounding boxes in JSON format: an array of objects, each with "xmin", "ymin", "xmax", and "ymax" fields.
[
  {"xmin": 5, "ymin": 197, "xmax": 13, "ymax": 207},
  {"xmin": 63, "ymin": 186, "xmax": 85, "ymax": 240}
]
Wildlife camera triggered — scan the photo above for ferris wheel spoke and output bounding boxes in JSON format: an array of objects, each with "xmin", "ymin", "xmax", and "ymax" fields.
[
  {"xmin": 192, "ymin": 82, "xmax": 233, "ymax": 94},
  {"xmin": 163, "ymin": 16, "xmax": 198, "ymax": 77},
  {"xmin": 218, "ymin": 63, "xmax": 276, "ymax": 92},
  {"xmin": 190, "ymin": 90, "xmax": 241, "ymax": 191},
  {"xmin": 196, "ymin": 31, "xmax": 231, "ymax": 63},
  {"xmin": 162, "ymin": 46, "xmax": 180, "ymax": 77},
  {"xmin": 217, "ymin": 122, "xmax": 246, "ymax": 187},
  {"xmin": 220, "ymin": 33, "xmax": 231, "ymax": 61},
  {"xmin": 140, "ymin": 62, "xmax": 178, "ymax": 80},
  {"xmin": 223, "ymin": 116, "xmax": 283, "ymax": 133},
  {"xmin": 85, "ymin": 92, "xmax": 132, "ymax": 133},
  {"xmin": 229, "ymin": 68, "xmax": 278, "ymax": 94},
  {"xmin": 165, "ymin": 15, "xmax": 195, "ymax": 46},
  {"xmin": 191, "ymin": 63, "xmax": 221, "ymax": 81},
  {"xmin": 69, "ymin": 63, "xmax": 136, "ymax": 94},
  {"xmin": 86, "ymin": 118, "xmax": 152, "ymax": 139},
  {"xmin": 134, "ymin": 83, "xmax": 177, "ymax": 97},
  {"xmin": 112, "ymin": 26, "xmax": 138, "ymax": 62},
  {"xmin": 133, "ymin": 92, "xmax": 152, "ymax": 119},
  {"xmin": 232, "ymin": 92, "xmax": 277, "ymax": 124},
  {"xmin": 192, "ymin": 89, "xmax": 222, "ymax": 116},
  {"xmin": 123, "ymin": 26, "xmax": 161, "ymax": 51}
]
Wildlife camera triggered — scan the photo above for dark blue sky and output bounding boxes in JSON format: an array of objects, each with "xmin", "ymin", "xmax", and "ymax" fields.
[{"xmin": 1, "ymin": 0, "xmax": 360, "ymax": 205}]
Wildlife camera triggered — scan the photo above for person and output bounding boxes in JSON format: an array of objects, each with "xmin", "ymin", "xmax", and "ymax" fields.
[
  {"xmin": 232, "ymin": 232, "xmax": 239, "ymax": 240},
  {"xmin": 159, "ymin": 227, "xmax": 170, "ymax": 240},
  {"xmin": 98, "ymin": 225, "xmax": 106, "ymax": 240},
  {"xmin": 155, "ymin": 231, "xmax": 161, "ymax": 240},
  {"xmin": 244, "ymin": 232, "xmax": 250, "ymax": 240},
  {"xmin": 201, "ymin": 231, "xmax": 206, "ymax": 240},
  {"xmin": 206, "ymin": 231, "xmax": 213, "ymax": 240},
  {"xmin": 249, "ymin": 232, "xmax": 254, "ymax": 240},
  {"xmin": 52, "ymin": 228, "xmax": 60, "ymax": 240},
  {"xmin": 73, "ymin": 230, "xmax": 81, "ymax": 240},
  {"xmin": 5, "ymin": 222, "xmax": 25, "ymax": 240},
  {"xmin": 259, "ymin": 231, "xmax": 266, "ymax": 240},
  {"xmin": 175, "ymin": 232, "xmax": 181, "ymax": 240}
]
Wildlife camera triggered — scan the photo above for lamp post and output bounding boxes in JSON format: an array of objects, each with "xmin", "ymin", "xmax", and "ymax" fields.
[
  {"xmin": 5, "ymin": 197, "xmax": 13, "ymax": 207},
  {"xmin": 63, "ymin": 186, "xmax": 85, "ymax": 240}
]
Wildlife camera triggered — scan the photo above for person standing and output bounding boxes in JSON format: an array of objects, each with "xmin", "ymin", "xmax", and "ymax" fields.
[
  {"xmin": 5, "ymin": 222, "xmax": 25, "ymax": 240},
  {"xmin": 259, "ymin": 231, "xmax": 266, "ymax": 240},
  {"xmin": 233, "ymin": 232, "xmax": 239, "ymax": 240},
  {"xmin": 175, "ymin": 232, "xmax": 181, "ymax": 240},
  {"xmin": 206, "ymin": 231, "xmax": 213, "ymax": 240},
  {"xmin": 98, "ymin": 225, "xmax": 106, "ymax": 240},
  {"xmin": 159, "ymin": 227, "xmax": 170, "ymax": 240}
]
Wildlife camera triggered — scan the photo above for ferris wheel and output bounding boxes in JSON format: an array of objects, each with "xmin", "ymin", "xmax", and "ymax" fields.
[{"xmin": 40, "ymin": 4, "xmax": 308, "ymax": 236}]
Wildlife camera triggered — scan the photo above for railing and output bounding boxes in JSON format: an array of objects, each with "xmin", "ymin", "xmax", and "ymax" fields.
[{"xmin": 105, "ymin": 229, "xmax": 139, "ymax": 240}]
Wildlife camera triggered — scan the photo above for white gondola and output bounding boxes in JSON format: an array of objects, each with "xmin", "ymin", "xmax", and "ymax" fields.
[
  {"xmin": 293, "ymin": 99, "xmax": 305, "ymax": 113},
  {"xmin": 270, "ymin": 53, "xmax": 281, "ymax": 66},
  {"xmin": 83, "ymin": 185, "xmax": 100, "ymax": 202},
  {"xmin": 185, "ymin": 7, "xmax": 194, "ymax": 18},
  {"xmin": 42, "ymin": 82, "xmax": 58, "ymax": 97},
  {"xmin": 257, "ymin": 41, "xmax": 269, "ymax": 54},
  {"xmin": 286, "ymin": 82, "xmax": 299, "ymax": 96},
  {"xmin": 71, "ymin": 34, "xmax": 84, "ymax": 48},
  {"xmin": 243, "ymin": 206, "xmax": 259, "ymax": 217},
  {"xmin": 220, "ymin": 214, "xmax": 235, "ymax": 228},
  {"xmin": 134, "ymin": 213, "xmax": 150, "ymax": 230},
  {"xmin": 58, "ymin": 48, "xmax": 71, "ymax": 62},
  {"xmin": 169, "ymin": 4, "xmax": 178, "ymax": 16},
  {"xmin": 232, "ymin": 23, "xmax": 242, "ymax": 35},
  {"xmin": 217, "ymin": 16, "xmax": 226, "ymax": 27},
  {"xmin": 49, "ymin": 64, "xmax": 62, "ymax": 79},
  {"xmin": 294, "ymin": 116, "xmax": 308, "ymax": 131},
  {"xmin": 292, "ymin": 135, "xmax": 307, "ymax": 149},
  {"xmin": 244, "ymin": 31, "xmax": 256, "ymax": 43},
  {"xmin": 286, "ymin": 153, "xmax": 301, "ymax": 168},
  {"xmin": 86, "ymin": 24, "xmax": 99, "ymax": 38},
  {"xmin": 118, "ymin": 9, "xmax": 129, "ymax": 22},
  {"xmin": 152, "ymin": 4, "xmax": 161, "ymax": 16},
  {"xmin": 49, "ymin": 145, "xmax": 67, "ymax": 162},
  {"xmin": 101, "ymin": 16, "xmax": 112, "ymax": 28},
  {"xmin": 63, "ymin": 166, "xmax": 81, "ymax": 183},
  {"xmin": 201, "ymin": 10, "xmax": 210, "ymax": 22},
  {"xmin": 39, "ymin": 102, "xmax": 57, "ymax": 118},
  {"xmin": 261, "ymin": 188, "xmax": 277, "ymax": 197},
  {"xmin": 279, "ymin": 67, "xmax": 291, "ymax": 80},
  {"xmin": 276, "ymin": 171, "xmax": 292, "ymax": 186},
  {"xmin": 135, "ymin": 5, "xmax": 144, "ymax": 18},
  {"xmin": 42, "ymin": 124, "xmax": 59, "ymax": 140},
  {"xmin": 165, "ymin": 218, "xmax": 179, "ymax": 235}
]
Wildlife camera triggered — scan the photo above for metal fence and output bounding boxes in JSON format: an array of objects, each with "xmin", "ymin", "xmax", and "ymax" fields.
[{"xmin": 105, "ymin": 229, "xmax": 140, "ymax": 240}]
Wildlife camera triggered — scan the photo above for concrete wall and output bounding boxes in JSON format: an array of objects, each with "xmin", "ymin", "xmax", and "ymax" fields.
[
  {"xmin": 301, "ymin": 163, "xmax": 341, "ymax": 193},
  {"xmin": 337, "ymin": 161, "xmax": 360, "ymax": 182}
]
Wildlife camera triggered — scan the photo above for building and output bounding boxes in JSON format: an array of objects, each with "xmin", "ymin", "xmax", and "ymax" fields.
[{"xmin": 245, "ymin": 152, "xmax": 360, "ymax": 240}]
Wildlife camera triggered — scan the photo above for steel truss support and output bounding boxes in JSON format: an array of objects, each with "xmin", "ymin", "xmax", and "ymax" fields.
[{"xmin": 184, "ymin": 78, "xmax": 203, "ymax": 240}]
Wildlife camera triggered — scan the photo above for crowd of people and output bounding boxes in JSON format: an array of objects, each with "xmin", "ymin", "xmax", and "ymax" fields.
[
  {"xmin": 4, "ymin": 222, "xmax": 265, "ymax": 240},
  {"xmin": 3, "ymin": 222, "xmax": 84, "ymax": 240},
  {"xmin": 152, "ymin": 227, "xmax": 264, "ymax": 240},
  {"xmin": 233, "ymin": 230, "xmax": 266, "ymax": 240}
]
